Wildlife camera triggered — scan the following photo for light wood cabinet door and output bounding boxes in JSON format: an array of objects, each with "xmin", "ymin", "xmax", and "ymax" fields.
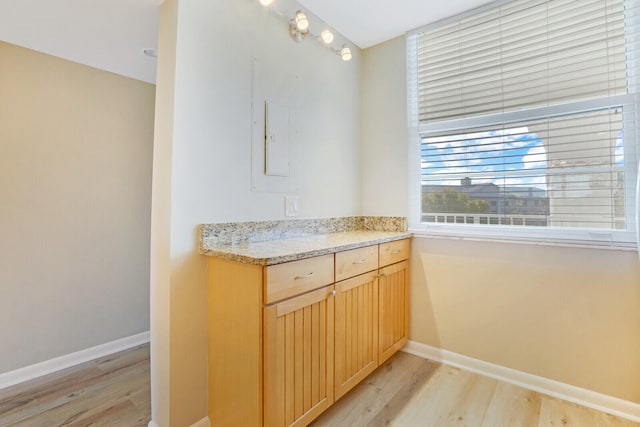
[
  {"xmin": 378, "ymin": 260, "xmax": 409, "ymax": 364},
  {"xmin": 334, "ymin": 271, "xmax": 379, "ymax": 400},
  {"xmin": 264, "ymin": 285, "xmax": 335, "ymax": 427}
]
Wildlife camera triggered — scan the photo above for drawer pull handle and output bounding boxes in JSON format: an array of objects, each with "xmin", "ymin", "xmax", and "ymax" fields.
[
  {"xmin": 352, "ymin": 259, "xmax": 368, "ymax": 265},
  {"xmin": 377, "ymin": 272, "xmax": 387, "ymax": 278},
  {"xmin": 294, "ymin": 272, "xmax": 314, "ymax": 280},
  {"xmin": 391, "ymin": 250, "xmax": 402, "ymax": 255}
]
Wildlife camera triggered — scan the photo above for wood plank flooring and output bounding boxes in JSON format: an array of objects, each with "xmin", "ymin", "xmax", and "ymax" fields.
[
  {"xmin": 0, "ymin": 344, "xmax": 637, "ymax": 426},
  {"xmin": 0, "ymin": 344, "xmax": 150, "ymax": 427},
  {"xmin": 311, "ymin": 351, "xmax": 639, "ymax": 427}
]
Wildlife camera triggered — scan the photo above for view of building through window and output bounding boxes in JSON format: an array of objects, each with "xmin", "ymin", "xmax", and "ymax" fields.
[{"xmin": 421, "ymin": 108, "xmax": 625, "ymax": 229}]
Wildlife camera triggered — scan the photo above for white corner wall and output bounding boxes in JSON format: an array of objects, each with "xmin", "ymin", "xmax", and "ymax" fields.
[
  {"xmin": 0, "ymin": 42, "xmax": 154, "ymax": 374},
  {"xmin": 151, "ymin": 1, "xmax": 363, "ymax": 425}
]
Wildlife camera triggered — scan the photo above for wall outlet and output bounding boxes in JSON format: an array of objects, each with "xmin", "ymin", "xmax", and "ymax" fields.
[{"xmin": 285, "ymin": 196, "xmax": 300, "ymax": 217}]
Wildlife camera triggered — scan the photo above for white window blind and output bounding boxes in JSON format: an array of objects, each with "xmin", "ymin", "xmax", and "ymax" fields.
[
  {"xmin": 417, "ymin": 0, "xmax": 627, "ymax": 123},
  {"xmin": 409, "ymin": 0, "xmax": 640, "ymax": 248}
]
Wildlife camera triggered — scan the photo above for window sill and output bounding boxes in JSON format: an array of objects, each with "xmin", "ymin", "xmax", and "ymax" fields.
[{"xmin": 409, "ymin": 228, "xmax": 638, "ymax": 252}]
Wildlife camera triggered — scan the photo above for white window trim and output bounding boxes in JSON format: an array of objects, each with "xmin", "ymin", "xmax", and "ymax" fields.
[
  {"xmin": 406, "ymin": 36, "xmax": 640, "ymax": 251},
  {"xmin": 410, "ymin": 231, "xmax": 639, "ymax": 252}
]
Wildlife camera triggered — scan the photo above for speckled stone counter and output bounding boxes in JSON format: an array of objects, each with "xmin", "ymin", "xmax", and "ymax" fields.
[{"xmin": 199, "ymin": 217, "xmax": 410, "ymax": 265}]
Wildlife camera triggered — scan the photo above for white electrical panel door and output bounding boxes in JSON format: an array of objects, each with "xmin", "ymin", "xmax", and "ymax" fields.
[
  {"xmin": 265, "ymin": 101, "xmax": 290, "ymax": 177},
  {"xmin": 250, "ymin": 56, "xmax": 300, "ymax": 193}
]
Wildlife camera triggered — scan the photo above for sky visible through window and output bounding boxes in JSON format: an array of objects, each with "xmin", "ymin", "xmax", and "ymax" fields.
[
  {"xmin": 421, "ymin": 129, "xmax": 624, "ymax": 189},
  {"xmin": 422, "ymin": 128, "xmax": 548, "ymax": 190}
]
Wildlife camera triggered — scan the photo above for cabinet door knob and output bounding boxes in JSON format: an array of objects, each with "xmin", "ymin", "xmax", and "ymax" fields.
[
  {"xmin": 330, "ymin": 290, "xmax": 337, "ymax": 297},
  {"xmin": 294, "ymin": 272, "xmax": 314, "ymax": 280}
]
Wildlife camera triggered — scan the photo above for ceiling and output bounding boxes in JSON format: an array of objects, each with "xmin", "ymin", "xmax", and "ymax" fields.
[
  {"xmin": 0, "ymin": 0, "xmax": 161, "ymax": 84},
  {"xmin": 298, "ymin": 0, "xmax": 496, "ymax": 49},
  {"xmin": 0, "ymin": 0, "xmax": 495, "ymax": 84}
]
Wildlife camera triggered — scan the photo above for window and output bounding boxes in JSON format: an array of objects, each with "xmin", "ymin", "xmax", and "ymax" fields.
[{"xmin": 408, "ymin": 0, "xmax": 640, "ymax": 248}]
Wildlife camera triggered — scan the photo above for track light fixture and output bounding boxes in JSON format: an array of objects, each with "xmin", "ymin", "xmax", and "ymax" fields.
[
  {"xmin": 340, "ymin": 45, "xmax": 352, "ymax": 61},
  {"xmin": 257, "ymin": 1, "xmax": 351, "ymax": 62},
  {"xmin": 320, "ymin": 29, "xmax": 334, "ymax": 44},
  {"xmin": 289, "ymin": 10, "xmax": 309, "ymax": 42},
  {"xmin": 294, "ymin": 10, "xmax": 309, "ymax": 32}
]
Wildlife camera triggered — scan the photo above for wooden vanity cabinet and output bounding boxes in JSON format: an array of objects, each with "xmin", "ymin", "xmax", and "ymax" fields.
[
  {"xmin": 207, "ymin": 258, "xmax": 263, "ymax": 427},
  {"xmin": 334, "ymin": 270, "xmax": 378, "ymax": 400},
  {"xmin": 378, "ymin": 240, "xmax": 410, "ymax": 364},
  {"xmin": 207, "ymin": 238, "xmax": 410, "ymax": 427},
  {"xmin": 264, "ymin": 285, "xmax": 335, "ymax": 427},
  {"xmin": 264, "ymin": 254, "xmax": 334, "ymax": 304},
  {"xmin": 378, "ymin": 260, "xmax": 409, "ymax": 364},
  {"xmin": 333, "ymin": 240, "xmax": 410, "ymax": 399},
  {"xmin": 333, "ymin": 245, "xmax": 379, "ymax": 400}
]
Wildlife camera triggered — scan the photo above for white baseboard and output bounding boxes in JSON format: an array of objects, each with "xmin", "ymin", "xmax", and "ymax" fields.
[
  {"xmin": 403, "ymin": 340, "xmax": 640, "ymax": 423},
  {"xmin": 148, "ymin": 416, "xmax": 209, "ymax": 427},
  {"xmin": 0, "ymin": 331, "xmax": 150, "ymax": 390},
  {"xmin": 191, "ymin": 416, "xmax": 210, "ymax": 427}
]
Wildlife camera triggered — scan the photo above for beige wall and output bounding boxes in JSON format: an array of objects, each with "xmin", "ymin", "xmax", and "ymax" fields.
[
  {"xmin": 411, "ymin": 237, "xmax": 640, "ymax": 402},
  {"xmin": 0, "ymin": 42, "xmax": 155, "ymax": 372},
  {"xmin": 151, "ymin": 0, "xmax": 363, "ymax": 425},
  {"xmin": 361, "ymin": 36, "xmax": 409, "ymax": 216},
  {"xmin": 362, "ymin": 37, "xmax": 640, "ymax": 403}
]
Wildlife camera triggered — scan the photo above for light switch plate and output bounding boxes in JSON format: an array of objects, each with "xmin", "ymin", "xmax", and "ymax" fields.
[{"xmin": 285, "ymin": 196, "xmax": 300, "ymax": 217}]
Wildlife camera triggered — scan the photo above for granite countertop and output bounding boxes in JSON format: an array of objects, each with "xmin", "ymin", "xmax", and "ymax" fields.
[{"xmin": 201, "ymin": 230, "xmax": 412, "ymax": 265}]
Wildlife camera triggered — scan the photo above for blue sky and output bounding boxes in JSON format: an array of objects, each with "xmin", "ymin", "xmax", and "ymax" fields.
[
  {"xmin": 421, "ymin": 127, "xmax": 625, "ymax": 192},
  {"xmin": 421, "ymin": 127, "xmax": 549, "ymax": 190}
]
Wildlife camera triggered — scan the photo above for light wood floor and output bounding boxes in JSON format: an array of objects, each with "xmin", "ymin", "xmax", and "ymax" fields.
[
  {"xmin": 0, "ymin": 344, "xmax": 150, "ymax": 427},
  {"xmin": 311, "ymin": 352, "xmax": 639, "ymax": 427},
  {"xmin": 0, "ymin": 345, "xmax": 637, "ymax": 427}
]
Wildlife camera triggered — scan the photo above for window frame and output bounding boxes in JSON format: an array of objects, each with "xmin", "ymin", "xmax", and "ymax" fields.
[{"xmin": 406, "ymin": 6, "xmax": 640, "ymax": 250}]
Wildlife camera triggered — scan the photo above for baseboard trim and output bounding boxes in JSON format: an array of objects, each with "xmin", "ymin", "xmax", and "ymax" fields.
[
  {"xmin": 0, "ymin": 331, "xmax": 150, "ymax": 390},
  {"xmin": 403, "ymin": 340, "xmax": 640, "ymax": 423},
  {"xmin": 148, "ymin": 416, "xmax": 209, "ymax": 427},
  {"xmin": 191, "ymin": 416, "xmax": 210, "ymax": 427}
]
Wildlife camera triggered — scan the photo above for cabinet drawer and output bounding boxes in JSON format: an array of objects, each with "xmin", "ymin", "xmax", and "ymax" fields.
[
  {"xmin": 379, "ymin": 239, "xmax": 410, "ymax": 267},
  {"xmin": 335, "ymin": 245, "xmax": 378, "ymax": 282},
  {"xmin": 264, "ymin": 254, "xmax": 334, "ymax": 304}
]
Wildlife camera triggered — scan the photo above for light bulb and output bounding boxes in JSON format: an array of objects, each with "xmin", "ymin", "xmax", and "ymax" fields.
[
  {"xmin": 320, "ymin": 29, "xmax": 334, "ymax": 44},
  {"xmin": 294, "ymin": 11, "xmax": 309, "ymax": 32},
  {"xmin": 258, "ymin": 0, "xmax": 273, "ymax": 6},
  {"xmin": 340, "ymin": 45, "xmax": 352, "ymax": 61}
]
